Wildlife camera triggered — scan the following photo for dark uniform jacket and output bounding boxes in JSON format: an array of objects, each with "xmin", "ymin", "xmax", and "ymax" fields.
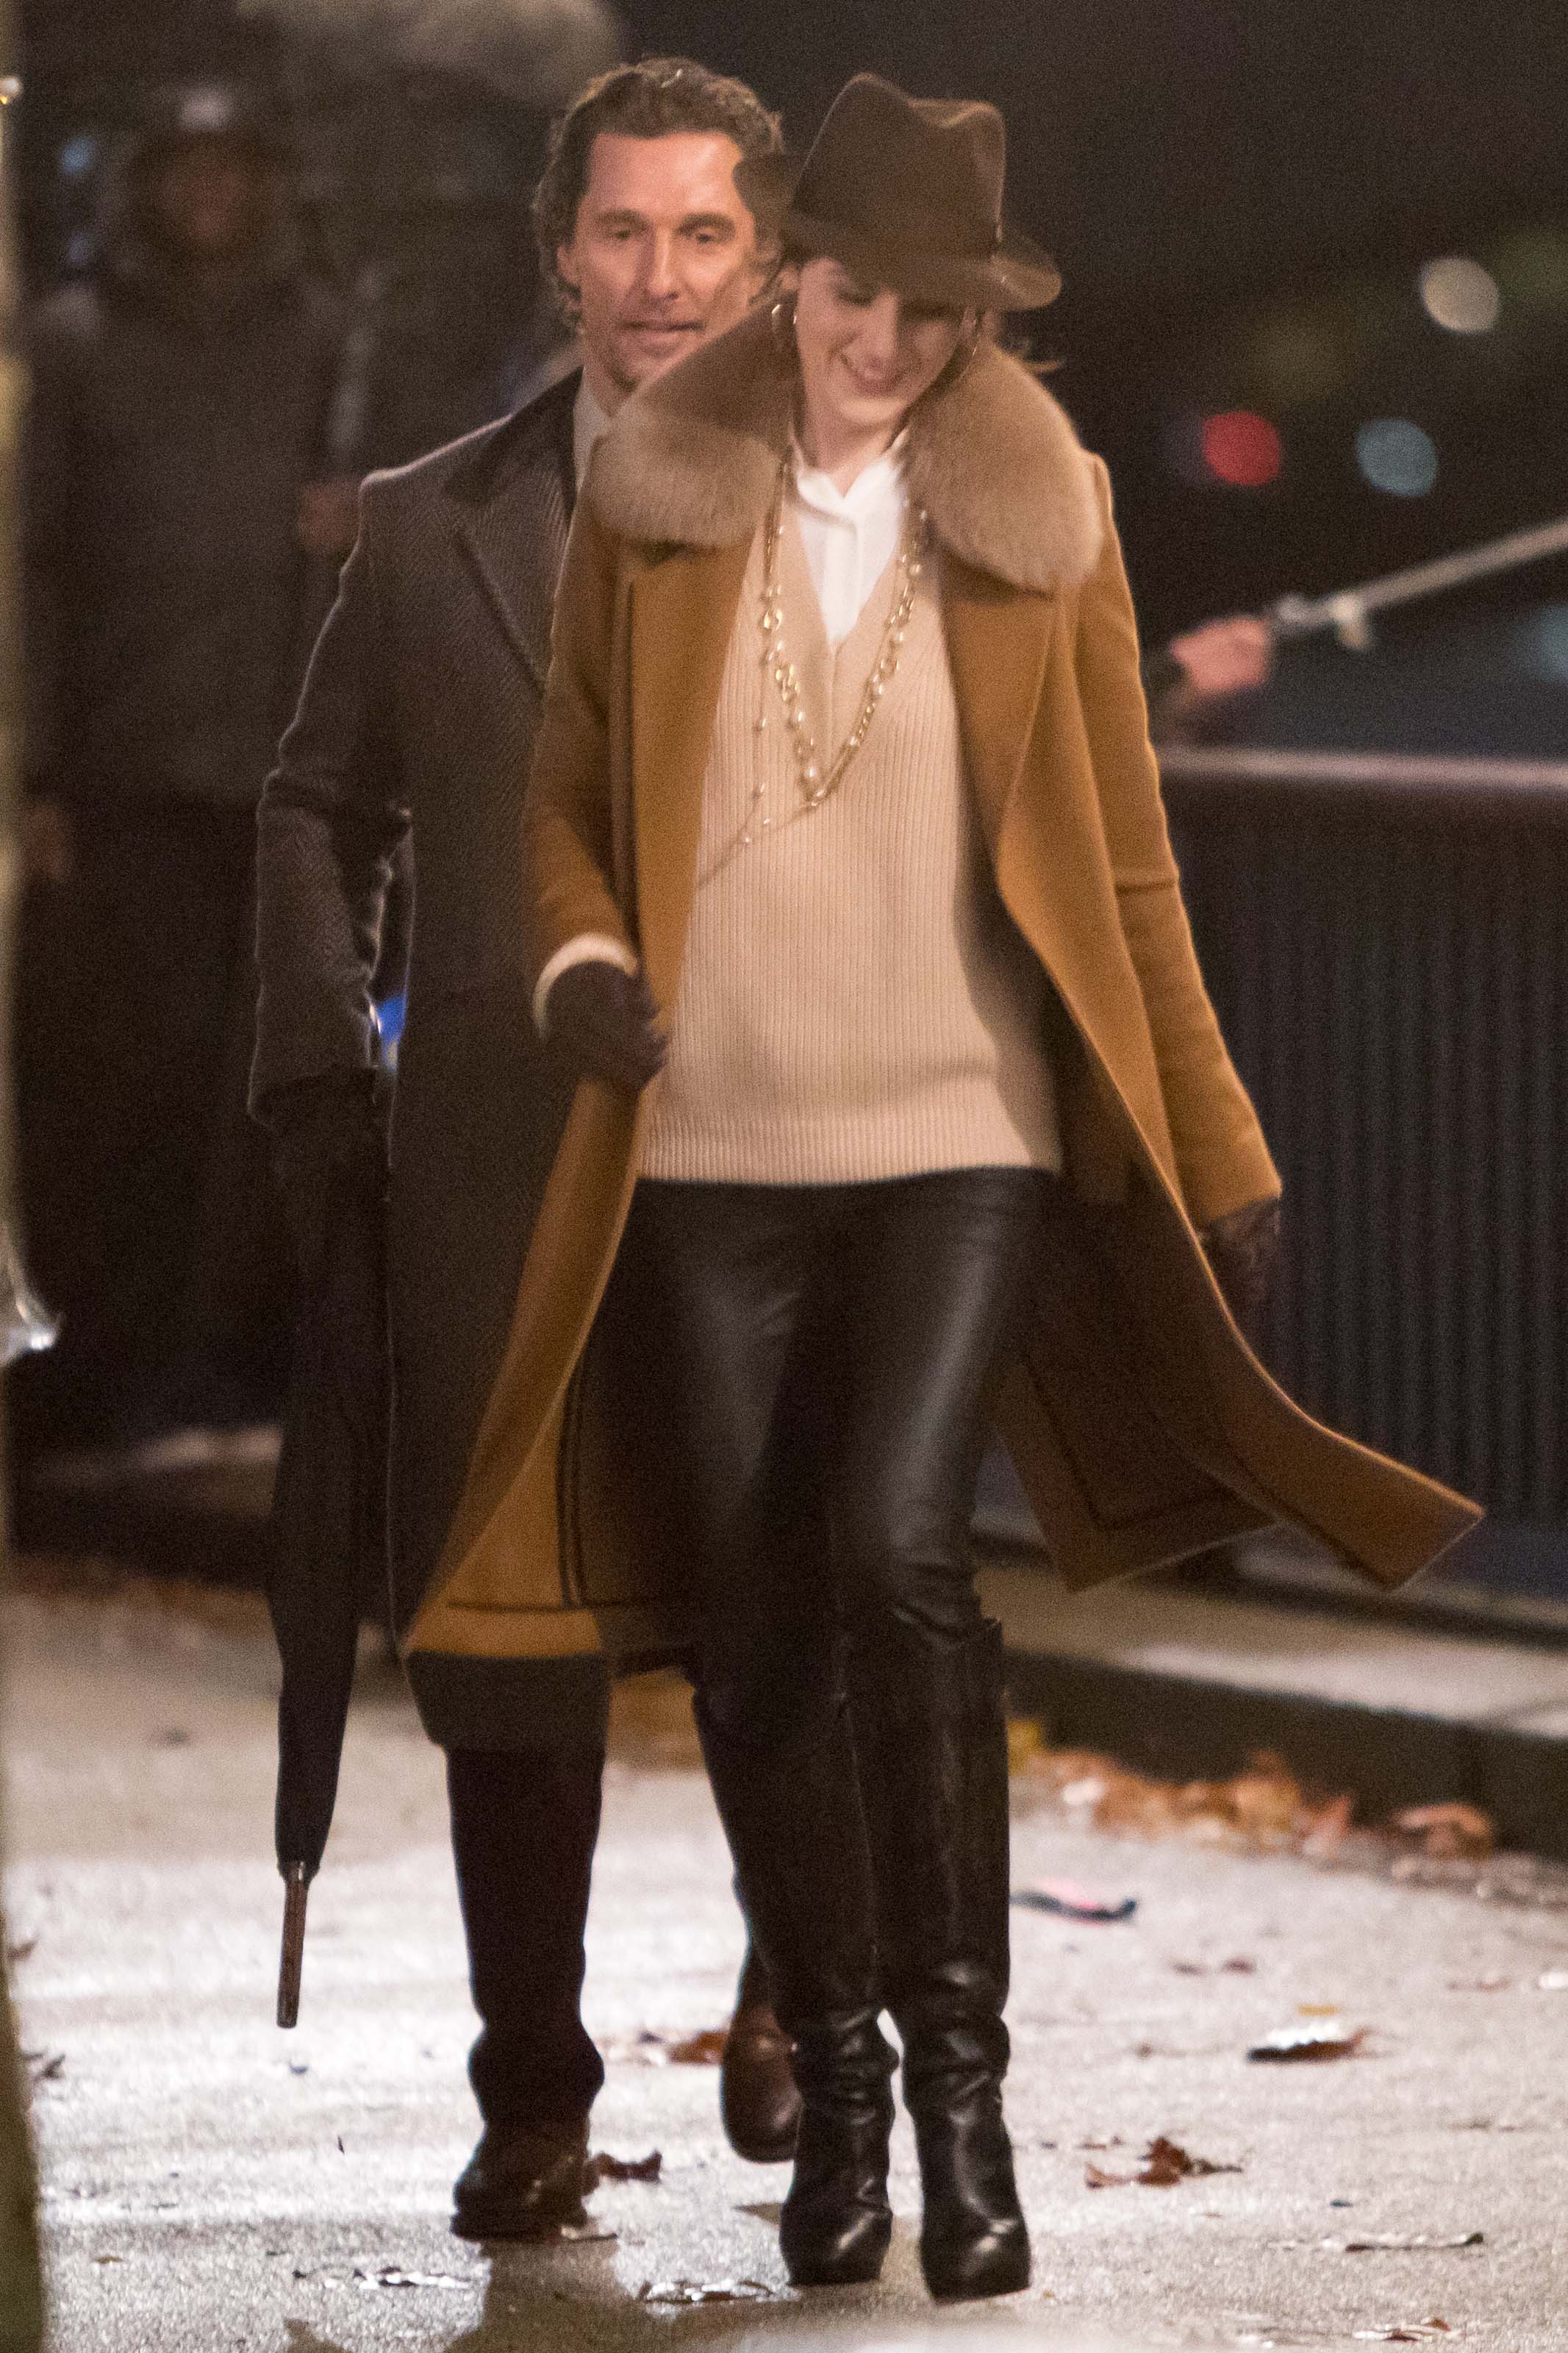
[
  {"xmin": 24, "ymin": 226, "xmax": 342, "ymax": 807},
  {"xmin": 251, "ymin": 368, "xmax": 593, "ymax": 1750}
]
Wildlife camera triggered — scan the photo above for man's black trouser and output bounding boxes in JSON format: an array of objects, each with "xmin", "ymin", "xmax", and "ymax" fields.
[{"xmin": 446, "ymin": 1740, "xmax": 607, "ymax": 2129}]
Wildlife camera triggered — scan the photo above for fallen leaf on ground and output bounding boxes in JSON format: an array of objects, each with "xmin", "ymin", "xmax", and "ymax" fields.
[
  {"xmin": 1171, "ymin": 1955, "xmax": 1256, "ymax": 1976},
  {"xmin": 1327, "ymin": 2233, "xmax": 1483, "ymax": 2254},
  {"xmin": 1352, "ymin": 2326, "xmax": 1451, "ymax": 2343},
  {"xmin": 6, "ymin": 1936, "xmax": 37, "ymax": 1965},
  {"xmin": 667, "ymin": 2029, "xmax": 728, "ymax": 2064},
  {"xmin": 586, "ymin": 2149, "xmax": 662, "ymax": 2185},
  {"xmin": 1086, "ymin": 2135, "xmax": 1241, "ymax": 2188},
  {"xmin": 354, "ymin": 2267, "xmax": 470, "ymax": 2291},
  {"xmin": 609, "ymin": 2027, "xmax": 727, "ymax": 2065},
  {"xmin": 1392, "ymin": 1803, "xmax": 1494, "ymax": 1860},
  {"xmin": 24, "ymin": 2050, "xmax": 65, "ymax": 2085},
  {"xmin": 1249, "ymin": 2021, "xmax": 1367, "ymax": 2063},
  {"xmin": 92, "ymin": 2254, "xmax": 124, "ymax": 2266},
  {"xmin": 1012, "ymin": 1879, "xmax": 1137, "ymax": 1922},
  {"xmin": 637, "ymin": 2279, "xmax": 774, "ymax": 2304}
]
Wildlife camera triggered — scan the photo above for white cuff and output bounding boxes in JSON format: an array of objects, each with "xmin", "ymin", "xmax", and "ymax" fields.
[{"xmin": 533, "ymin": 934, "xmax": 640, "ymax": 1035}]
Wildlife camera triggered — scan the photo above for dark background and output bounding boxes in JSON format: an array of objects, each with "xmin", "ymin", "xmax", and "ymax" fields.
[{"xmin": 21, "ymin": 0, "xmax": 1568, "ymax": 649}]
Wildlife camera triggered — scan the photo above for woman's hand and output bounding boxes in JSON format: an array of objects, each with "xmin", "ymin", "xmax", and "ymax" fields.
[
  {"xmin": 547, "ymin": 961, "xmax": 667, "ymax": 1093},
  {"xmin": 1200, "ymin": 1196, "xmax": 1281, "ymax": 1338}
]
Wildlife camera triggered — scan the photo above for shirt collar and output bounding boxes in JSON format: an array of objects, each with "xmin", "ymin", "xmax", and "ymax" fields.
[
  {"xmin": 790, "ymin": 431, "xmax": 909, "ymax": 523},
  {"xmin": 572, "ymin": 376, "xmax": 615, "ymax": 489}
]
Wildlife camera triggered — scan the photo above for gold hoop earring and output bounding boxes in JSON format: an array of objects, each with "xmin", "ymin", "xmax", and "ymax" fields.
[{"xmin": 770, "ymin": 292, "xmax": 797, "ymax": 353}]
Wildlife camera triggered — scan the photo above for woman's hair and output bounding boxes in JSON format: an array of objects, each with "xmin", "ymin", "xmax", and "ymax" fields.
[{"xmin": 534, "ymin": 56, "xmax": 783, "ymax": 318}]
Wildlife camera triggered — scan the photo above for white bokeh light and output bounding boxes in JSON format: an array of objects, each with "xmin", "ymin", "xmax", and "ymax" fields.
[{"xmin": 1419, "ymin": 254, "xmax": 1503, "ymax": 333}]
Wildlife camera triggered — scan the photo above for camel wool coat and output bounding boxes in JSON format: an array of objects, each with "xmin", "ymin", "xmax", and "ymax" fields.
[{"xmin": 405, "ymin": 310, "xmax": 1478, "ymax": 1674}]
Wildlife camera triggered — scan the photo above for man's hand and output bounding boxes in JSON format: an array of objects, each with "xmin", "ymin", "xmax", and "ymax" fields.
[
  {"xmin": 546, "ymin": 961, "xmax": 667, "ymax": 1093},
  {"xmin": 1200, "ymin": 1196, "xmax": 1281, "ymax": 1338},
  {"xmin": 266, "ymin": 1071, "xmax": 385, "ymax": 1284}
]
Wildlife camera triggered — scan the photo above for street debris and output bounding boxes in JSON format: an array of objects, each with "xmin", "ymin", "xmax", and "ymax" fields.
[
  {"xmin": 1173, "ymin": 1955, "xmax": 1257, "ymax": 1975},
  {"xmin": 1328, "ymin": 2233, "xmax": 1484, "ymax": 2254},
  {"xmin": 606, "ymin": 2027, "xmax": 727, "ymax": 2065},
  {"xmin": 1391, "ymin": 1804, "xmax": 1494, "ymax": 1859},
  {"xmin": 1009, "ymin": 1732, "xmax": 1520, "ymax": 1887},
  {"xmin": 1012, "ymin": 1878, "xmax": 1137, "ymax": 1921},
  {"xmin": 1352, "ymin": 2325, "xmax": 1451, "ymax": 2343},
  {"xmin": 1248, "ymin": 2019, "xmax": 1367, "ymax": 2063},
  {"xmin": 24, "ymin": 2049, "xmax": 65, "ymax": 2085},
  {"xmin": 1447, "ymin": 1973, "xmax": 1510, "ymax": 1991},
  {"xmin": 1537, "ymin": 1969, "xmax": 1568, "ymax": 1991},
  {"xmin": 637, "ymin": 2278, "xmax": 775, "ymax": 2304},
  {"xmin": 1085, "ymin": 2135, "xmax": 1242, "ymax": 2188},
  {"xmin": 354, "ymin": 2266, "xmax": 471, "ymax": 2291},
  {"xmin": 6, "ymin": 1935, "xmax": 37, "ymax": 1965},
  {"xmin": 586, "ymin": 2148, "xmax": 662, "ymax": 2185}
]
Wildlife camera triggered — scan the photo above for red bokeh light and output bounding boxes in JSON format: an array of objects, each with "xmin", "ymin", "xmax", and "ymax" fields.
[{"xmin": 1200, "ymin": 410, "xmax": 1284, "ymax": 488}]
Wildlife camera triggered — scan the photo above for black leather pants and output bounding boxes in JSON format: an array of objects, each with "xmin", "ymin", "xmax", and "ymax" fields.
[{"xmin": 617, "ymin": 1169, "xmax": 1049, "ymax": 1720}]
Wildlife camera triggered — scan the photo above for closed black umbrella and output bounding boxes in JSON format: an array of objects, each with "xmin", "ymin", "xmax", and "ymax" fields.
[{"xmin": 268, "ymin": 1154, "xmax": 389, "ymax": 2027}]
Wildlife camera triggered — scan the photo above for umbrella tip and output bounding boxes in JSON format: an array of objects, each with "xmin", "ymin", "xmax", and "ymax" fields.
[{"xmin": 277, "ymin": 1863, "xmax": 312, "ymax": 2029}]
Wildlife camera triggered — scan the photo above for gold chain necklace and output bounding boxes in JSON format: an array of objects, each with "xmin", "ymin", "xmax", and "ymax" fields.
[{"xmin": 741, "ymin": 457, "xmax": 930, "ymax": 849}]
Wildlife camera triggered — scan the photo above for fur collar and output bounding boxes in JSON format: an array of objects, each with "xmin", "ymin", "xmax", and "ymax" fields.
[{"xmin": 588, "ymin": 305, "xmax": 1103, "ymax": 593}]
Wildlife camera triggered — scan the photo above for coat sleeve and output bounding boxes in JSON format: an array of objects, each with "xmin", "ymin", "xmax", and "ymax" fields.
[
  {"xmin": 250, "ymin": 480, "xmax": 409, "ymax": 1118},
  {"xmin": 519, "ymin": 495, "xmax": 637, "ymax": 1001},
  {"xmin": 1073, "ymin": 457, "xmax": 1280, "ymax": 1227}
]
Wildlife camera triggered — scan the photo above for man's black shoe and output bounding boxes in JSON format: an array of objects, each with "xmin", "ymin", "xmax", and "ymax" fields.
[
  {"xmin": 450, "ymin": 2118, "xmax": 590, "ymax": 2242},
  {"xmin": 720, "ymin": 1944, "xmax": 801, "ymax": 2163}
]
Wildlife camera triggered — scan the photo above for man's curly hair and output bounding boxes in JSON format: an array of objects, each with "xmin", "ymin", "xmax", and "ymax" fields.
[{"xmin": 534, "ymin": 55, "xmax": 782, "ymax": 319}]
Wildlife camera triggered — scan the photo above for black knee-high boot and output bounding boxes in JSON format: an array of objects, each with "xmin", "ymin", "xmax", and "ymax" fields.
[
  {"xmin": 847, "ymin": 1615, "xmax": 1030, "ymax": 2302},
  {"xmin": 695, "ymin": 1692, "xmax": 896, "ymax": 2288}
]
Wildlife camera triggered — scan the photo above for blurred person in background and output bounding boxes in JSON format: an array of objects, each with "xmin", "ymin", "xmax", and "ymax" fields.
[
  {"xmin": 17, "ymin": 79, "xmax": 351, "ymax": 1466},
  {"xmin": 251, "ymin": 56, "xmax": 800, "ymax": 2243}
]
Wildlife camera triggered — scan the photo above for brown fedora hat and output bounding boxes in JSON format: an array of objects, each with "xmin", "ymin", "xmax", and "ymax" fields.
[{"xmin": 736, "ymin": 73, "xmax": 1061, "ymax": 313}]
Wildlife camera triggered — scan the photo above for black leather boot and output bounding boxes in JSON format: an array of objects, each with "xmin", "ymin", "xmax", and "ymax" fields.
[
  {"xmin": 848, "ymin": 1616, "xmax": 1031, "ymax": 2302},
  {"xmin": 696, "ymin": 1693, "xmax": 895, "ymax": 2287}
]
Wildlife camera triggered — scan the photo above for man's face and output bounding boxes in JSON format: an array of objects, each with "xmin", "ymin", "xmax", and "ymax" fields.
[
  {"xmin": 151, "ymin": 136, "xmax": 263, "ymax": 262},
  {"xmin": 558, "ymin": 130, "xmax": 764, "ymax": 410}
]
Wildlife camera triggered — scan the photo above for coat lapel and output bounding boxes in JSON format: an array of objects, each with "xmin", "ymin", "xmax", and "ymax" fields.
[
  {"xmin": 448, "ymin": 390, "xmax": 576, "ymax": 697},
  {"xmin": 629, "ymin": 540, "xmax": 751, "ymax": 1007}
]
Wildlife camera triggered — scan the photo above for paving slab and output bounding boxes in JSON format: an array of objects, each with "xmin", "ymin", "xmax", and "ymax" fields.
[{"xmin": 5, "ymin": 1585, "xmax": 1568, "ymax": 2352}]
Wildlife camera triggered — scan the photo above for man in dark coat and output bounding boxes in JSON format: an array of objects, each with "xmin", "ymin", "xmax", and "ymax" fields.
[
  {"xmin": 251, "ymin": 58, "xmax": 797, "ymax": 2240},
  {"xmin": 19, "ymin": 81, "xmax": 344, "ymax": 1454}
]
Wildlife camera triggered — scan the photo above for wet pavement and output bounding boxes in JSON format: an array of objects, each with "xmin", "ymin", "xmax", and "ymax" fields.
[{"xmin": 5, "ymin": 1571, "xmax": 1568, "ymax": 2352}]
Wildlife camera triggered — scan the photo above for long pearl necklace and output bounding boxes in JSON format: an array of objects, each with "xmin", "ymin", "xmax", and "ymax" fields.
[{"xmin": 741, "ymin": 456, "xmax": 930, "ymax": 850}]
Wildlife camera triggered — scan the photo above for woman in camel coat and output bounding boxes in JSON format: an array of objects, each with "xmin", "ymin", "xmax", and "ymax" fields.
[{"xmin": 412, "ymin": 76, "xmax": 1478, "ymax": 2304}]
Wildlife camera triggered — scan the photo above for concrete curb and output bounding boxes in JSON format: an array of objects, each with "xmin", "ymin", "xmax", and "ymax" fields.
[{"xmin": 1000, "ymin": 1643, "xmax": 1568, "ymax": 1863}]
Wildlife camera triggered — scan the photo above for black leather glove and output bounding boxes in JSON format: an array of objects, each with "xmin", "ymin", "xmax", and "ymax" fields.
[
  {"xmin": 265, "ymin": 1070, "xmax": 386, "ymax": 1284},
  {"xmin": 1200, "ymin": 1196, "xmax": 1281, "ymax": 1338},
  {"xmin": 545, "ymin": 959, "xmax": 667, "ymax": 1093}
]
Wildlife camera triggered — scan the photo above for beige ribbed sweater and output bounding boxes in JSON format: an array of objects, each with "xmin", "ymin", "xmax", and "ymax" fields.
[{"xmin": 639, "ymin": 515, "xmax": 1062, "ymax": 1185}]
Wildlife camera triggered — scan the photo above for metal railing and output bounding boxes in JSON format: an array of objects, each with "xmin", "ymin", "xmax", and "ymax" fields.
[{"xmin": 1162, "ymin": 744, "xmax": 1568, "ymax": 1529}]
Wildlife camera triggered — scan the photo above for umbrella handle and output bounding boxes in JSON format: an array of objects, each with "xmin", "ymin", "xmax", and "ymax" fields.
[{"xmin": 277, "ymin": 1863, "xmax": 311, "ymax": 2029}]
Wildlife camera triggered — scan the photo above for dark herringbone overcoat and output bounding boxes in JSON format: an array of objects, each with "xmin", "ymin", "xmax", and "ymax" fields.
[{"xmin": 252, "ymin": 371, "xmax": 606, "ymax": 1750}]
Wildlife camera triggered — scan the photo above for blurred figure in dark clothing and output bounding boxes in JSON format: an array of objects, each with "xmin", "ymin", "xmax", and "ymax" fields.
[{"xmin": 15, "ymin": 81, "xmax": 347, "ymax": 1460}]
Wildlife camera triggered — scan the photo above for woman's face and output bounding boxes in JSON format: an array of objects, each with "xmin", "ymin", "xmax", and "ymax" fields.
[{"xmin": 792, "ymin": 258, "xmax": 967, "ymax": 453}]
